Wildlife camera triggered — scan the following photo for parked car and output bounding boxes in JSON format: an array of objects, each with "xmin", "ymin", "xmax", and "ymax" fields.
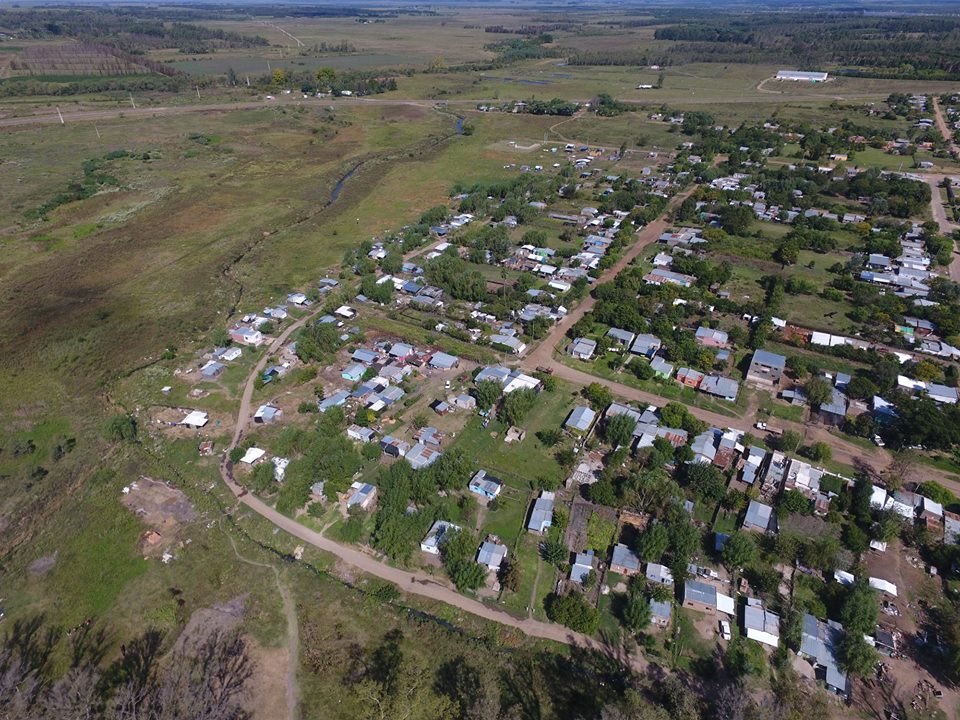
[{"xmin": 719, "ymin": 620, "xmax": 732, "ymax": 641}]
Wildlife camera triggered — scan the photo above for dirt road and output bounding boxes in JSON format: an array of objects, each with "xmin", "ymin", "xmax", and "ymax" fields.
[
  {"xmin": 923, "ymin": 174, "xmax": 960, "ymax": 282},
  {"xmin": 931, "ymin": 97, "xmax": 958, "ymax": 156}
]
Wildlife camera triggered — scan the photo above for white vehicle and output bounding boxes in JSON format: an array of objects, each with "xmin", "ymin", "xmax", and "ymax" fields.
[
  {"xmin": 719, "ymin": 620, "xmax": 732, "ymax": 641},
  {"xmin": 873, "ymin": 435, "xmax": 886, "ymax": 447},
  {"xmin": 265, "ymin": 95, "xmax": 275, "ymax": 100},
  {"xmin": 564, "ymin": 144, "xmax": 575, "ymax": 152},
  {"xmin": 444, "ymin": 380, "xmax": 451, "ymax": 390},
  {"xmin": 754, "ymin": 421, "xmax": 767, "ymax": 430}
]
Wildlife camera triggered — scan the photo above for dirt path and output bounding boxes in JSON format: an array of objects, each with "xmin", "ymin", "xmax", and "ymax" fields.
[
  {"xmin": 931, "ymin": 97, "xmax": 958, "ymax": 156},
  {"xmin": 528, "ymin": 556, "xmax": 544, "ymax": 619},
  {"xmin": 224, "ymin": 530, "xmax": 299, "ymax": 720},
  {"xmin": 266, "ymin": 22, "xmax": 304, "ymax": 48},
  {"xmin": 922, "ymin": 175, "xmax": 960, "ymax": 282}
]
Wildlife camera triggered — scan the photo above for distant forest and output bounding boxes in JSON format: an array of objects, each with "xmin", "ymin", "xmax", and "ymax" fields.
[{"xmin": 0, "ymin": 8, "xmax": 269, "ymax": 54}]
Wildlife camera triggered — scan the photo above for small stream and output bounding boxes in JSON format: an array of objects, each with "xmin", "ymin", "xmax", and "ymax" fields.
[
  {"xmin": 455, "ymin": 115, "xmax": 465, "ymax": 135},
  {"xmin": 330, "ymin": 163, "xmax": 361, "ymax": 203}
]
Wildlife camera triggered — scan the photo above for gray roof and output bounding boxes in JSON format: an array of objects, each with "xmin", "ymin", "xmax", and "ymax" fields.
[
  {"xmin": 646, "ymin": 562, "xmax": 674, "ymax": 585},
  {"xmin": 751, "ymin": 349, "xmax": 787, "ymax": 370},
  {"xmin": 744, "ymin": 500, "xmax": 774, "ymax": 531},
  {"xmin": 429, "ymin": 351, "xmax": 459, "ymax": 369},
  {"xmin": 406, "ymin": 443, "xmax": 440, "ymax": 469},
  {"xmin": 318, "ymin": 390, "xmax": 350, "ymax": 411},
  {"xmin": 527, "ymin": 492, "xmax": 555, "ymax": 532},
  {"xmin": 820, "ymin": 388, "xmax": 848, "ymax": 417},
  {"xmin": 630, "ymin": 333, "xmax": 661, "ymax": 356},
  {"xmin": 650, "ymin": 598, "xmax": 672, "ymax": 620},
  {"xmin": 477, "ymin": 541, "xmax": 507, "ymax": 568},
  {"xmin": 469, "ymin": 469, "xmax": 503, "ymax": 496},
  {"xmin": 570, "ymin": 551, "xmax": 595, "ymax": 583},
  {"xmin": 701, "ymin": 375, "xmax": 739, "ymax": 399},
  {"xmin": 800, "ymin": 614, "xmax": 849, "ymax": 694},
  {"xmin": 611, "ymin": 544, "xmax": 640, "ymax": 573},
  {"xmin": 352, "ymin": 348, "xmax": 379, "ymax": 363},
  {"xmin": 744, "ymin": 603, "xmax": 780, "ymax": 635},
  {"xmin": 684, "ymin": 579, "xmax": 717, "ymax": 606},
  {"xmin": 565, "ymin": 406, "xmax": 597, "ymax": 432},
  {"xmin": 607, "ymin": 327, "xmax": 635, "ymax": 344}
]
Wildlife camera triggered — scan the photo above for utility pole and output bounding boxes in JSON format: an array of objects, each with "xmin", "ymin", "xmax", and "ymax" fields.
[
  {"xmin": 129, "ymin": 93, "xmax": 136, "ymax": 109},
  {"xmin": 196, "ymin": 86, "xmax": 201, "ymax": 99},
  {"xmin": 94, "ymin": 124, "xmax": 101, "ymax": 139},
  {"xmin": 56, "ymin": 107, "xmax": 64, "ymax": 125}
]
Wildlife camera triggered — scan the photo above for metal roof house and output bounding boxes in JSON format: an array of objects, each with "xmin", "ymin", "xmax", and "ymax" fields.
[
  {"xmin": 406, "ymin": 443, "xmax": 441, "ymax": 470},
  {"xmin": 351, "ymin": 348, "xmax": 380, "ymax": 364},
  {"xmin": 568, "ymin": 338, "xmax": 597, "ymax": 360},
  {"xmin": 570, "ymin": 551, "xmax": 595, "ymax": 584},
  {"xmin": 743, "ymin": 500, "xmax": 776, "ymax": 533},
  {"xmin": 646, "ymin": 562, "xmax": 674, "ymax": 586},
  {"xmin": 564, "ymin": 406, "xmax": 597, "ymax": 434},
  {"xmin": 477, "ymin": 541, "xmax": 507, "ymax": 571},
  {"xmin": 469, "ymin": 469, "xmax": 503, "ymax": 499},
  {"xmin": 650, "ymin": 598, "xmax": 672, "ymax": 627},
  {"xmin": 428, "ymin": 351, "xmax": 460, "ymax": 369},
  {"xmin": 743, "ymin": 600, "xmax": 780, "ymax": 647},
  {"xmin": 527, "ymin": 491, "xmax": 555, "ymax": 533},
  {"xmin": 200, "ymin": 360, "xmax": 225, "ymax": 378},
  {"xmin": 421, "ymin": 520, "xmax": 460, "ymax": 554},
  {"xmin": 253, "ymin": 404, "xmax": 282, "ymax": 424},
  {"xmin": 318, "ymin": 390, "xmax": 350, "ymax": 413},
  {"xmin": 799, "ymin": 614, "xmax": 850, "ymax": 697},
  {"xmin": 610, "ymin": 544, "xmax": 641, "ymax": 576},
  {"xmin": 606, "ymin": 327, "xmax": 635, "ymax": 348},
  {"xmin": 700, "ymin": 375, "xmax": 739, "ymax": 402},
  {"xmin": 347, "ymin": 482, "xmax": 377, "ymax": 510},
  {"xmin": 682, "ymin": 579, "xmax": 735, "ymax": 615},
  {"xmin": 630, "ymin": 333, "xmax": 662, "ymax": 358},
  {"xmin": 746, "ymin": 349, "xmax": 786, "ymax": 388},
  {"xmin": 650, "ymin": 356, "xmax": 674, "ymax": 378}
]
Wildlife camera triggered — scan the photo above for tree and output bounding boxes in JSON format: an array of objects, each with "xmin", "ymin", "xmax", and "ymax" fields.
[
  {"xmin": 583, "ymin": 382, "xmax": 613, "ymax": 409},
  {"xmin": 636, "ymin": 522, "xmax": 669, "ymax": 562},
  {"xmin": 805, "ymin": 441, "xmax": 832, "ymax": 463},
  {"xmin": 804, "ymin": 376, "xmax": 833, "ymax": 408},
  {"xmin": 545, "ymin": 593, "xmax": 600, "ymax": 634},
  {"xmin": 718, "ymin": 204, "xmax": 753, "ymax": 235},
  {"xmin": 778, "ymin": 430, "xmax": 802, "ymax": 454},
  {"xmin": 838, "ymin": 632, "xmax": 878, "ymax": 677},
  {"xmin": 315, "ymin": 67, "xmax": 336, "ymax": 90},
  {"xmin": 721, "ymin": 532, "xmax": 758, "ymax": 570},
  {"xmin": 472, "ymin": 380, "xmax": 501, "ymax": 410},
  {"xmin": 541, "ymin": 540, "xmax": 567, "ymax": 566},
  {"xmin": 536, "ymin": 428, "xmax": 562, "ymax": 447},
  {"xmin": 104, "ymin": 414, "xmax": 137, "ymax": 443},
  {"xmin": 622, "ymin": 592, "xmax": 652, "ymax": 634},
  {"xmin": 499, "ymin": 559, "xmax": 521, "ymax": 593},
  {"xmin": 683, "ymin": 463, "xmax": 726, "ymax": 502},
  {"xmin": 840, "ymin": 577, "xmax": 879, "ymax": 636},
  {"xmin": 603, "ymin": 413, "xmax": 635, "ymax": 448},
  {"xmin": 501, "ymin": 388, "xmax": 537, "ymax": 426},
  {"xmin": 441, "ymin": 529, "xmax": 487, "ymax": 592}
]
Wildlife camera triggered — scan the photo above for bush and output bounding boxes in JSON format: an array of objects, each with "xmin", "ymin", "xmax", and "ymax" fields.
[
  {"xmin": 104, "ymin": 414, "xmax": 137, "ymax": 443},
  {"xmin": 545, "ymin": 592, "xmax": 600, "ymax": 634}
]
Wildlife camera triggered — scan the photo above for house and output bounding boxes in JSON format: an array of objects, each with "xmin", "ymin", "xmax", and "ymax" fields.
[
  {"xmin": 490, "ymin": 334, "xmax": 527, "ymax": 355},
  {"xmin": 380, "ymin": 436, "xmax": 411, "ymax": 458},
  {"xmin": 468, "ymin": 469, "xmax": 503, "ymax": 499},
  {"xmin": 799, "ymin": 614, "xmax": 850, "ymax": 697},
  {"xmin": 644, "ymin": 268, "xmax": 695, "ymax": 288},
  {"xmin": 746, "ymin": 349, "xmax": 787, "ymax": 388},
  {"xmin": 286, "ymin": 292, "xmax": 308, "ymax": 306},
  {"xmin": 676, "ymin": 367, "xmax": 704, "ymax": 388},
  {"xmin": 200, "ymin": 360, "xmax": 225, "ymax": 378},
  {"xmin": 453, "ymin": 394, "xmax": 476, "ymax": 411},
  {"xmin": 743, "ymin": 599, "xmax": 780, "ymax": 648},
  {"xmin": 341, "ymin": 363, "xmax": 366, "ymax": 382},
  {"xmin": 928, "ymin": 383, "xmax": 959, "ymax": 404},
  {"xmin": 743, "ymin": 500, "xmax": 776, "ymax": 533},
  {"xmin": 650, "ymin": 598, "xmax": 672, "ymax": 627},
  {"xmin": 334, "ymin": 305, "xmax": 356, "ymax": 319},
  {"xmin": 346, "ymin": 424, "xmax": 376, "ymax": 443},
  {"xmin": 646, "ymin": 562, "xmax": 674, "ymax": 586},
  {"xmin": 630, "ymin": 333, "xmax": 662, "ymax": 358},
  {"xmin": 429, "ymin": 352, "xmax": 459, "ymax": 370},
  {"xmin": 527, "ymin": 491, "xmax": 555, "ymax": 533},
  {"xmin": 239, "ymin": 447, "xmax": 266, "ymax": 465},
  {"xmin": 682, "ymin": 580, "xmax": 734, "ymax": 615},
  {"xmin": 216, "ymin": 346, "xmax": 242, "ymax": 362},
  {"xmin": 229, "ymin": 326, "xmax": 263, "ymax": 346},
  {"xmin": 610, "ymin": 544, "xmax": 641, "ymax": 576},
  {"xmin": 776, "ymin": 70, "xmax": 828, "ymax": 82},
  {"xmin": 253, "ymin": 404, "xmax": 282, "ymax": 424},
  {"xmin": 389, "ymin": 342, "xmax": 414, "ymax": 360},
  {"xmin": 430, "ymin": 399, "xmax": 451, "ymax": 415},
  {"xmin": 318, "ymin": 390, "xmax": 350, "ymax": 413},
  {"xmin": 421, "ymin": 520, "xmax": 460, "ymax": 554},
  {"xmin": 406, "ymin": 443, "xmax": 441, "ymax": 470},
  {"xmin": 180, "ymin": 410, "xmax": 209, "ymax": 428},
  {"xmin": 570, "ymin": 551, "xmax": 595, "ymax": 584},
  {"xmin": 695, "ymin": 327, "xmax": 729, "ymax": 348},
  {"xmin": 818, "ymin": 388, "xmax": 848, "ymax": 426},
  {"xmin": 352, "ymin": 348, "xmax": 379, "ymax": 364},
  {"xmin": 477, "ymin": 541, "xmax": 508, "ymax": 572},
  {"xmin": 413, "ymin": 426, "xmax": 443, "ymax": 447},
  {"xmin": 347, "ymin": 482, "xmax": 377, "ymax": 511},
  {"xmin": 568, "ymin": 338, "xmax": 597, "ymax": 360},
  {"xmin": 700, "ymin": 375, "xmax": 739, "ymax": 402},
  {"xmin": 564, "ymin": 406, "xmax": 597, "ymax": 434},
  {"xmin": 607, "ymin": 327, "xmax": 635, "ymax": 348},
  {"xmin": 650, "ymin": 356, "xmax": 674, "ymax": 379}
]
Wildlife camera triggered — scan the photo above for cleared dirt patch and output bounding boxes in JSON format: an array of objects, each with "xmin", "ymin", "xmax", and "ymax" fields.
[
  {"xmin": 121, "ymin": 476, "xmax": 197, "ymax": 555},
  {"xmin": 28, "ymin": 551, "xmax": 57, "ymax": 576}
]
